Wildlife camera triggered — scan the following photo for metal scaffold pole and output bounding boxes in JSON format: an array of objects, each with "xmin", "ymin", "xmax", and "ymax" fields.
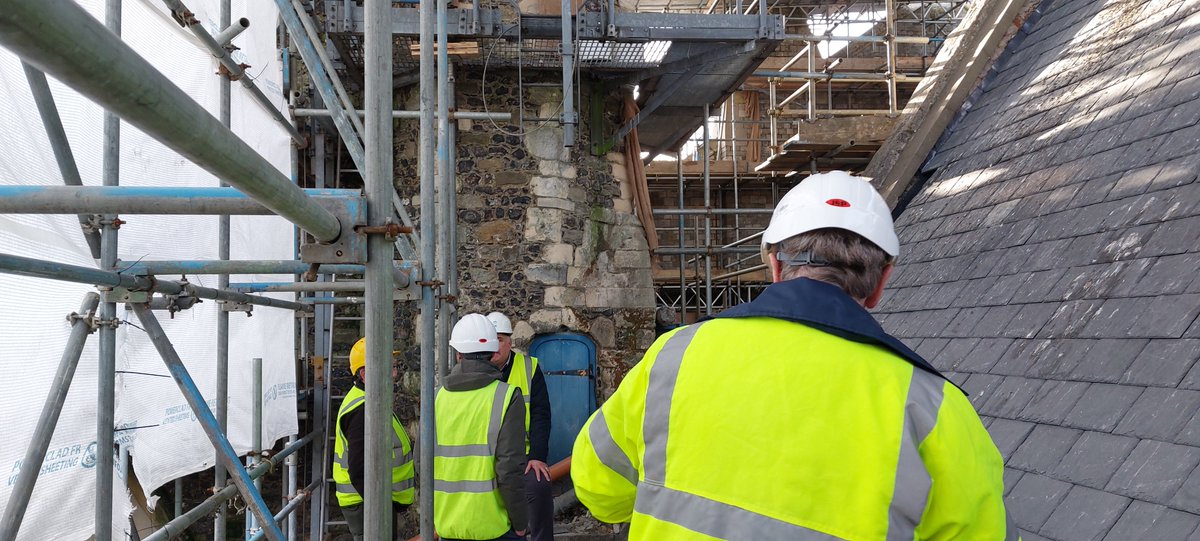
[
  {"xmin": 0, "ymin": 293, "xmax": 101, "ymax": 541},
  {"xmin": 95, "ymin": 3, "xmax": 121, "ymax": 539},
  {"xmin": 0, "ymin": 0, "xmax": 342, "ymax": 242},
  {"xmin": 677, "ymin": 158, "xmax": 687, "ymax": 324},
  {"xmin": 363, "ymin": 0, "xmax": 396, "ymax": 539},
  {"xmin": 703, "ymin": 104, "xmax": 713, "ymax": 316},
  {"xmin": 435, "ymin": 0, "xmax": 451, "ymax": 383},
  {"xmin": 418, "ymin": 0, "xmax": 438, "ymax": 535},
  {"xmin": 131, "ymin": 304, "xmax": 286, "ymax": 541},
  {"xmin": 20, "ymin": 63, "xmax": 102, "ymax": 259},
  {"xmin": 215, "ymin": 1, "xmax": 232, "ymax": 537}
]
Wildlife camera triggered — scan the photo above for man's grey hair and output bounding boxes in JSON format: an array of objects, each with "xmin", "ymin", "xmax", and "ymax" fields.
[{"xmin": 770, "ymin": 228, "xmax": 892, "ymax": 300}]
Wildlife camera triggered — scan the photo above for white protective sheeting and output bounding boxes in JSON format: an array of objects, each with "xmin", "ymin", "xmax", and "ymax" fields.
[{"xmin": 0, "ymin": 1, "xmax": 298, "ymax": 539}]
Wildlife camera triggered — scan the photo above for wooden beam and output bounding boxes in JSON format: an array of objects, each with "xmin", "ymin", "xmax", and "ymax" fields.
[{"xmin": 644, "ymin": 159, "xmax": 756, "ymax": 177}]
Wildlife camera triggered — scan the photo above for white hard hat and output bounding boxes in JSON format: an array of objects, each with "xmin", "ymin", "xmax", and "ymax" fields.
[
  {"xmin": 450, "ymin": 313, "xmax": 500, "ymax": 354},
  {"xmin": 761, "ymin": 171, "xmax": 899, "ymax": 265},
  {"xmin": 486, "ymin": 312, "xmax": 513, "ymax": 335}
]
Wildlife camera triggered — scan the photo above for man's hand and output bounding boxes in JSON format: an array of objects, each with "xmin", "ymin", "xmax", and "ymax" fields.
[
  {"xmin": 525, "ymin": 459, "xmax": 551, "ymax": 482},
  {"xmin": 515, "ymin": 529, "xmax": 528, "ymax": 537}
]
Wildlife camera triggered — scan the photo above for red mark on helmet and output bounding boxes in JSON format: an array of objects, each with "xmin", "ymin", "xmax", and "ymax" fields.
[
  {"xmin": 479, "ymin": 338, "xmax": 487, "ymax": 343},
  {"xmin": 826, "ymin": 198, "xmax": 851, "ymax": 208}
]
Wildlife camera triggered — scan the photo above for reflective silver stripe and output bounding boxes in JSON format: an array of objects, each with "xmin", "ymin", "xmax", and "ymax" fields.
[
  {"xmin": 487, "ymin": 381, "xmax": 510, "ymax": 453},
  {"xmin": 884, "ymin": 369, "xmax": 945, "ymax": 541},
  {"xmin": 588, "ymin": 410, "xmax": 638, "ymax": 485},
  {"xmin": 434, "ymin": 479, "xmax": 497, "ymax": 493},
  {"xmin": 435, "ymin": 444, "xmax": 491, "ymax": 457},
  {"xmin": 393, "ymin": 477, "xmax": 416, "ymax": 492},
  {"xmin": 339, "ymin": 395, "xmax": 365, "ymax": 415},
  {"xmin": 335, "ymin": 483, "xmax": 358, "ymax": 495},
  {"xmin": 635, "ymin": 482, "xmax": 844, "ymax": 540},
  {"xmin": 524, "ymin": 354, "xmax": 534, "ymax": 387},
  {"xmin": 334, "ymin": 453, "xmax": 349, "ymax": 469},
  {"xmin": 643, "ymin": 324, "xmax": 703, "ymax": 482},
  {"xmin": 398, "ymin": 450, "xmax": 414, "ymax": 464}
]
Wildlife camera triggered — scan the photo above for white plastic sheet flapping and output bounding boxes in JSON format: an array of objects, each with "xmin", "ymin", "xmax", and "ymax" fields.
[{"xmin": 0, "ymin": 1, "xmax": 298, "ymax": 539}]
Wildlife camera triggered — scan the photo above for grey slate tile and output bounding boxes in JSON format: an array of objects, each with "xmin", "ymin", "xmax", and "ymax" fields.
[
  {"xmin": 1040, "ymin": 485, "xmax": 1130, "ymax": 541},
  {"xmin": 1108, "ymin": 164, "xmax": 1164, "ymax": 200},
  {"xmin": 1079, "ymin": 297, "xmax": 1154, "ymax": 338},
  {"xmin": 1169, "ymin": 402, "xmax": 1200, "ymax": 447},
  {"xmin": 1172, "ymin": 464, "xmax": 1200, "ymax": 515},
  {"xmin": 914, "ymin": 338, "xmax": 950, "ymax": 363},
  {"xmin": 1063, "ymin": 384, "xmax": 1145, "ymax": 432},
  {"xmin": 942, "ymin": 306, "xmax": 990, "ymax": 337},
  {"xmin": 988, "ymin": 417, "xmax": 1036, "ymax": 460},
  {"xmin": 1038, "ymin": 300, "xmax": 1106, "ymax": 339},
  {"xmin": 982, "ymin": 377, "xmax": 1047, "ymax": 418},
  {"xmin": 1068, "ymin": 339, "xmax": 1150, "ymax": 383},
  {"xmin": 1106, "ymin": 440, "xmax": 1200, "ymax": 504},
  {"xmin": 1128, "ymin": 339, "xmax": 1200, "ymax": 388},
  {"xmin": 1056, "ymin": 431, "xmax": 1140, "ymax": 489},
  {"xmin": 1121, "ymin": 254, "xmax": 1200, "ymax": 297},
  {"xmin": 1102, "ymin": 500, "xmax": 1200, "ymax": 541},
  {"xmin": 1010, "ymin": 270, "xmax": 1070, "ymax": 305},
  {"xmin": 1006, "ymin": 303, "xmax": 1061, "ymax": 339},
  {"xmin": 932, "ymin": 338, "xmax": 981, "ymax": 371},
  {"xmin": 954, "ymin": 277, "xmax": 1003, "ymax": 307},
  {"xmin": 965, "ymin": 373, "xmax": 1007, "ymax": 411},
  {"xmin": 1021, "ymin": 380, "xmax": 1091, "ymax": 424},
  {"xmin": 1007, "ymin": 473, "xmax": 1074, "ymax": 532},
  {"xmin": 1037, "ymin": 339, "xmax": 1097, "ymax": 380},
  {"xmin": 1009, "ymin": 424, "xmax": 1083, "ymax": 475},
  {"xmin": 972, "ymin": 303, "xmax": 1025, "ymax": 337},
  {"xmin": 1005, "ymin": 467, "xmax": 1025, "ymax": 497},
  {"xmin": 1113, "ymin": 388, "xmax": 1200, "ymax": 441},
  {"xmin": 991, "ymin": 339, "xmax": 1047, "ymax": 377},
  {"xmin": 1140, "ymin": 216, "xmax": 1200, "ymax": 257},
  {"xmin": 1127, "ymin": 293, "xmax": 1200, "ymax": 338},
  {"xmin": 958, "ymin": 338, "xmax": 1016, "ymax": 374}
]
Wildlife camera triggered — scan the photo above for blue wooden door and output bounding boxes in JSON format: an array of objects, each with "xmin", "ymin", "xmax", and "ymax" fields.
[{"xmin": 528, "ymin": 333, "xmax": 597, "ymax": 465}]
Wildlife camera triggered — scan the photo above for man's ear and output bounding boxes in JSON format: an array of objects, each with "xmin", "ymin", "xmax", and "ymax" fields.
[
  {"xmin": 769, "ymin": 251, "xmax": 783, "ymax": 283},
  {"xmin": 864, "ymin": 264, "xmax": 894, "ymax": 309}
]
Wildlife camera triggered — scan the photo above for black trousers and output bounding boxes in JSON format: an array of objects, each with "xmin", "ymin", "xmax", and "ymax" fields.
[
  {"xmin": 341, "ymin": 503, "xmax": 408, "ymax": 541},
  {"xmin": 524, "ymin": 468, "xmax": 555, "ymax": 541}
]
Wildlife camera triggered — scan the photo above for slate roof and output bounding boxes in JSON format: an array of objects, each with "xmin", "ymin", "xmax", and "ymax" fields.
[{"xmin": 875, "ymin": 0, "xmax": 1200, "ymax": 538}]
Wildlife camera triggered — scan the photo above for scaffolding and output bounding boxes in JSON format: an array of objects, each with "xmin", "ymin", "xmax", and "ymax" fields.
[
  {"xmin": 637, "ymin": 0, "xmax": 967, "ymax": 322},
  {"xmin": 0, "ymin": 0, "xmax": 966, "ymax": 539},
  {"xmin": 0, "ymin": 0, "xmax": 418, "ymax": 539}
]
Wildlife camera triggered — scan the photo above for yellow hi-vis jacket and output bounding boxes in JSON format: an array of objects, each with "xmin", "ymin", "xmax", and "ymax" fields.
[
  {"xmin": 506, "ymin": 352, "xmax": 539, "ymax": 452},
  {"xmin": 572, "ymin": 278, "xmax": 1017, "ymax": 541},
  {"xmin": 434, "ymin": 380, "xmax": 518, "ymax": 540},
  {"xmin": 332, "ymin": 384, "xmax": 416, "ymax": 507}
]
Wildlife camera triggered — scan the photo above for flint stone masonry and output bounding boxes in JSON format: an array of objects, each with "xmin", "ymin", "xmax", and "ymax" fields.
[
  {"xmin": 389, "ymin": 70, "xmax": 656, "ymax": 400},
  {"xmin": 875, "ymin": 0, "xmax": 1200, "ymax": 536}
]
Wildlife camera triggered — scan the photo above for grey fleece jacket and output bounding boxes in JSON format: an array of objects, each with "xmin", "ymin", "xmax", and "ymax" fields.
[{"xmin": 443, "ymin": 358, "xmax": 529, "ymax": 531}]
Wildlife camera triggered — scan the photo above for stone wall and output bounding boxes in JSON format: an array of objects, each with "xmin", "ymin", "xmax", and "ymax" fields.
[{"xmin": 391, "ymin": 68, "xmax": 658, "ymax": 397}]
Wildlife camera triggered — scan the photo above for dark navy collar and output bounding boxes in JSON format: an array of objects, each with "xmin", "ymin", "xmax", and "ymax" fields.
[{"xmin": 709, "ymin": 278, "xmax": 963, "ymax": 394}]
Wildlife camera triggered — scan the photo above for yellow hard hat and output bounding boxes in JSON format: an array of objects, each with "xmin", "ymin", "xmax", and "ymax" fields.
[{"xmin": 350, "ymin": 337, "xmax": 366, "ymax": 377}]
